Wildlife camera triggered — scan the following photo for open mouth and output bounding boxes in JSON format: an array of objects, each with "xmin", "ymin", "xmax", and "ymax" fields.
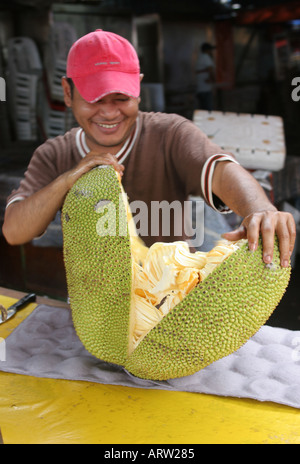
[{"xmin": 96, "ymin": 122, "xmax": 120, "ymax": 129}]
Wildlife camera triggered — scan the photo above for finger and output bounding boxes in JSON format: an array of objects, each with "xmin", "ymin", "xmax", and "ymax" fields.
[
  {"xmin": 96, "ymin": 159, "xmax": 125, "ymax": 176},
  {"xmin": 242, "ymin": 214, "xmax": 262, "ymax": 252},
  {"xmin": 67, "ymin": 155, "xmax": 124, "ymax": 189},
  {"xmin": 87, "ymin": 152, "xmax": 125, "ymax": 175},
  {"xmin": 276, "ymin": 220, "xmax": 292, "ymax": 268},
  {"xmin": 259, "ymin": 213, "xmax": 276, "ymax": 264},
  {"xmin": 287, "ymin": 213, "xmax": 297, "ymax": 258},
  {"xmin": 277, "ymin": 213, "xmax": 297, "ymax": 267},
  {"xmin": 221, "ymin": 225, "xmax": 247, "ymax": 242}
]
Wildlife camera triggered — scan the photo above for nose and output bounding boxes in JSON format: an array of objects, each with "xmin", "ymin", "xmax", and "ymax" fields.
[{"xmin": 95, "ymin": 100, "xmax": 121, "ymax": 120}]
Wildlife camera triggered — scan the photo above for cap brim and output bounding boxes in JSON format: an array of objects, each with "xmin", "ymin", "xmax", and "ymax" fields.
[{"xmin": 71, "ymin": 70, "xmax": 141, "ymax": 103}]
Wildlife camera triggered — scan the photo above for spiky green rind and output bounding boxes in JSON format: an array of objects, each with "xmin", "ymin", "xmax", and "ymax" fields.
[
  {"xmin": 125, "ymin": 240, "xmax": 291, "ymax": 380},
  {"xmin": 62, "ymin": 166, "xmax": 291, "ymax": 382},
  {"xmin": 62, "ymin": 166, "xmax": 132, "ymax": 365}
]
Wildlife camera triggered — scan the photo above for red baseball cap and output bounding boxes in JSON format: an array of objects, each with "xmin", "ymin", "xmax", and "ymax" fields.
[{"xmin": 67, "ymin": 29, "xmax": 140, "ymax": 103}]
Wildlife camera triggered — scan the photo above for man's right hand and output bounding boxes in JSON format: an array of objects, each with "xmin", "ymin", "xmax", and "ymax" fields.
[{"xmin": 64, "ymin": 151, "xmax": 124, "ymax": 190}]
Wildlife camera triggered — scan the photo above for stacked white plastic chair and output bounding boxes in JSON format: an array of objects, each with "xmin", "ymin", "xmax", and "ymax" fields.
[
  {"xmin": 38, "ymin": 22, "xmax": 77, "ymax": 139},
  {"xmin": 7, "ymin": 37, "xmax": 43, "ymax": 141},
  {"xmin": 0, "ymin": 48, "xmax": 11, "ymax": 148},
  {"xmin": 33, "ymin": 23, "xmax": 78, "ymax": 247}
]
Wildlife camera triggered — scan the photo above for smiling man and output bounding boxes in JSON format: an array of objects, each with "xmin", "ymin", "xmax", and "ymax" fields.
[{"xmin": 2, "ymin": 29, "xmax": 296, "ymax": 267}]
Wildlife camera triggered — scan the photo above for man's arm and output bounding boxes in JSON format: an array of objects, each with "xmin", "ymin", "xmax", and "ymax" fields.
[
  {"xmin": 212, "ymin": 161, "xmax": 296, "ymax": 268},
  {"xmin": 2, "ymin": 152, "xmax": 124, "ymax": 246}
]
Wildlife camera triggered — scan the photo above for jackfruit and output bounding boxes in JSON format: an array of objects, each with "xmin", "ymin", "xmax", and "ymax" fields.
[{"xmin": 62, "ymin": 166, "xmax": 291, "ymax": 380}]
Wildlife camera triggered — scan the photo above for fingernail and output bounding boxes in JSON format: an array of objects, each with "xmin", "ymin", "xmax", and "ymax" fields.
[
  {"xmin": 249, "ymin": 242, "xmax": 256, "ymax": 252},
  {"xmin": 264, "ymin": 255, "xmax": 272, "ymax": 263},
  {"xmin": 282, "ymin": 260, "xmax": 289, "ymax": 268}
]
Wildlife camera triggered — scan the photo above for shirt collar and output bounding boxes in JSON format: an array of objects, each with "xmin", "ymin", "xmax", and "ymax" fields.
[{"xmin": 75, "ymin": 116, "xmax": 140, "ymax": 164}]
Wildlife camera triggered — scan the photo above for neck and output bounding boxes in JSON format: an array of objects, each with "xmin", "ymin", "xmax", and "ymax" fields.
[
  {"xmin": 77, "ymin": 117, "xmax": 140, "ymax": 164},
  {"xmin": 85, "ymin": 137, "xmax": 122, "ymax": 156},
  {"xmin": 85, "ymin": 123, "xmax": 137, "ymax": 157}
]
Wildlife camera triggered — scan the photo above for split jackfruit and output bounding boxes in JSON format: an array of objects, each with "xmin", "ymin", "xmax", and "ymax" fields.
[{"xmin": 62, "ymin": 166, "xmax": 291, "ymax": 380}]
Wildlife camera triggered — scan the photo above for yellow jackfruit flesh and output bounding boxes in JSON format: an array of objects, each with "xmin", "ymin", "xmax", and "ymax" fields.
[{"xmin": 62, "ymin": 166, "xmax": 291, "ymax": 380}]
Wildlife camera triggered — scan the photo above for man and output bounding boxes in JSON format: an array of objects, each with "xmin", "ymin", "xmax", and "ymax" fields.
[
  {"xmin": 196, "ymin": 42, "xmax": 216, "ymax": 111},
  {"xmin": 2, "ymin": 30, "xmax": 296, "ymax": 268}
]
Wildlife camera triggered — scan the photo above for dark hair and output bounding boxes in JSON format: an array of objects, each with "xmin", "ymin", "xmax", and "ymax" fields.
[
  {"xmin": 66, "ymin": 77, "xmax": 74, "ymax": 98},
  {"xmin": 201, "ymin": 42, "xmax": 216, "ymax": 53}
]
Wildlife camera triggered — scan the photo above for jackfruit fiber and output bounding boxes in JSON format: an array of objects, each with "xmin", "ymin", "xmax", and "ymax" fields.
[{"xmin": 62, "ymin": 166, "xmax": 291, "ymax": 380}]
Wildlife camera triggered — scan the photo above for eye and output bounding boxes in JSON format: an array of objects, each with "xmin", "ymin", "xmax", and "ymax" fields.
[{"xmin": 115, "ymin": 96, "xmax": 130, "ymax": 102}]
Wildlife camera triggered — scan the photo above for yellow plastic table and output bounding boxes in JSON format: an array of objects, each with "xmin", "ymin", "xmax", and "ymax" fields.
[{"xmin": 0, "ymin": 288, "xmax": 300, "ymax": 445}]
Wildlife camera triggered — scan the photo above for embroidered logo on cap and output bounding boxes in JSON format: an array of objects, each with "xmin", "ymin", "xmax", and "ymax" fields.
[{"xmin": 95, "ymin": 61, "xmax": 121, "ymax": 66}]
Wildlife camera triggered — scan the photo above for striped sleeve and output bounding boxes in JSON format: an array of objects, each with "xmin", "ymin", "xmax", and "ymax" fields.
[
  {"xmin": 201, "ymin": 154, "xmax": 240, "ymax": 214},
  {"xmin": 6, "ymin": 195, "xmax": 26, "ymax": 209}
]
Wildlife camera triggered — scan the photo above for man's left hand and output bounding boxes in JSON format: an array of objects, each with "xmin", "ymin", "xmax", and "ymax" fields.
[{"xmin": 222, "ymin": 210, "xmax": 296, "ymax": 268}]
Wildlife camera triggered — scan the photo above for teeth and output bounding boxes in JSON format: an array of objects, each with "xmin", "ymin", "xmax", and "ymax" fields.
[{"xmin": 96, "ymin": 123, "xmax": 118, "ymax": 128}]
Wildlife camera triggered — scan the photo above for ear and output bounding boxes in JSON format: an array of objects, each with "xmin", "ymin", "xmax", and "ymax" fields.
[
  {"xmin": 61, "ymin": 77, "xmax": 72, "ymax": 107},
  {"xmin": 137, "ymin": 74, "xmax": 144, "ymax": 103}
]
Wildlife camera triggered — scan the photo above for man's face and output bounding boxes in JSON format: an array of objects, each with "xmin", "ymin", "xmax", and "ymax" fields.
[{"xmin": 62, "ymin": 79, "xmax": 140, "ymax": 154}]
